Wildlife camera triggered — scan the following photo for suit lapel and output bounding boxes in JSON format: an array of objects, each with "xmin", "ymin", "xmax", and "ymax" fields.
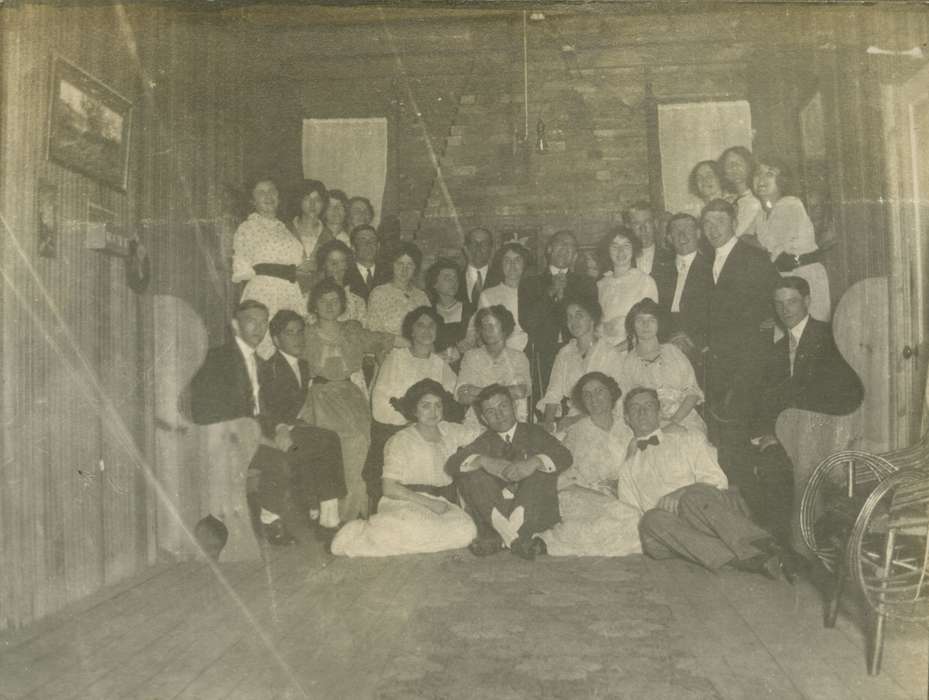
[{"xmin": 298, "ymin": 358, "xmax": 311, "ymax": 392}]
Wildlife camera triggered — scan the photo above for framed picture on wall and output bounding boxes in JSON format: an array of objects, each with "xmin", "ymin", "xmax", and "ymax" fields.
[{"xmin": 47, "ymin": 56, "xmax": 133, "ymax": 192}]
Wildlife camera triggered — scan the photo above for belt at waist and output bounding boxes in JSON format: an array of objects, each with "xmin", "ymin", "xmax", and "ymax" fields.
[
  {"xmin": 405, "ymin": 483, "xmax": 457, "ymax": 501},
  {"xmin": 254, "ymin": 263, "xmax": 297, "ymax": 283}
]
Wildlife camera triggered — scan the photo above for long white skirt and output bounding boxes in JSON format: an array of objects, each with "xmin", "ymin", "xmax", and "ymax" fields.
[
  {"xmin": 330, "ymin": 494, "xmax": 476, "ymax": 558},
  {"xmin": 539, "ymin": 487, "xmax": 643, "ymax": 557}
]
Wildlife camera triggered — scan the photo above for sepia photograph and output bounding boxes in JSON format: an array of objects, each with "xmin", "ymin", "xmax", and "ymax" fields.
[{"xmin": 0, "ymin": 2, "xmax": 926, "ymax": 698}]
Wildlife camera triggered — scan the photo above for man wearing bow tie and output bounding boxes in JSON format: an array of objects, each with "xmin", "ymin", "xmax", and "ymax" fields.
[
  {"xmin": 446, "ymin": 384, "xmax": 572, "ymax": 560},
  {"xmin": 618, "ymin": 387, "xmax": 792, "ymax": 580}
]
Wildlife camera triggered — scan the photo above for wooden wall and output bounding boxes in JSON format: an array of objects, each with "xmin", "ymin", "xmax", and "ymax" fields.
[{"xmin": 0, "ymin": 5, "xmax": 245, "ymax": 630}]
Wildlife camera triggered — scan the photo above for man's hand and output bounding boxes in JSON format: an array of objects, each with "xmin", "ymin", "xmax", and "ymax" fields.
[
  {"xmin": 274, "ymin": 425, "xmax": 294, "ymax": 453},
  {"xmin": 656, "ymin": 486, "xmax": 689, "ymax": 515},
  {"xmin": 501, "ymin": 458, "xmax": 541, "ymax": 483},
  {"xmin": 751, "ymin": 433, "xmax": 779, "ymax": 451}
]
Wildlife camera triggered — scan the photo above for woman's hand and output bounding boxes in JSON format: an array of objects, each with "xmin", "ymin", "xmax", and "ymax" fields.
[
  {"xmin": 661, "ymin": 421, "xmax": 686, "ymax": 435},
  {"xmin": 443, "ymin": 347, "xmax": 461, "ymax": 365},
  {"xmin": 427, "ymin": 499, "xmax": 450, "ymax": 515},
  {"xmin": 556, "ymin": 414, "xmax": 583, "ymax": 433}
]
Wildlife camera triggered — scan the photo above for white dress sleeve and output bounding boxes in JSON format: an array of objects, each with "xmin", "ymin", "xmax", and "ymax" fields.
[
  {"xmin": 537, "ymin": 344, "xmax": 571, "ymax": 413},
  {"xmin": 231, "ymin": 220, "xmax": 258, "ymax": 283},
  {"xmin": 371, "ymin": 349, "xmax": 408, "ymax": 424}
]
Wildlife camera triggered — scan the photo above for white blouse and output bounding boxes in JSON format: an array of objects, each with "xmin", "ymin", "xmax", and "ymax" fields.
[
  {"xmin": 383, "ymin": 422, "xmax": 481, "ymax": 487},
  {"xmin": 371, "ymin": 348, "xmax": 458, "ymax": 425},
  {"xmin": 597, "ymin": 269, "xmax": 659, "ymax": 346}
]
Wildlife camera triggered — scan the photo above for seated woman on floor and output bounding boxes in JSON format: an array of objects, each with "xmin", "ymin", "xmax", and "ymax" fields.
[
  {"xmin": 538, "ymin": 372, "xmax": 641, "ymax": 557},
  {"xmin": 616, "ymin": 298, "xmax": 707, "ymax": 436},
  {"xmin": 457, "ymin": 305, "xmax": 531, "ymax": 429},
  {"xmin": 366, "ymin": 306, "xmax": 460, "ymax": 510},
  {"xmin": 331, "ymin": 379, "xmax": 479, "ymax": 557}
]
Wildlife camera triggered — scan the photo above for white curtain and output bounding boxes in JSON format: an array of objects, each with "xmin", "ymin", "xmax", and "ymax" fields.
[
  {"xmin": 302, "ymin": 118, "xmax": 388, "ymax": 226},
  {"xmin": 658, "ymin": 101, "xmax": 753, "ymax": 216}
]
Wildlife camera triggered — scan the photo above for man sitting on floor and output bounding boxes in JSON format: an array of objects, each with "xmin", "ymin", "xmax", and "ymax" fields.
[
  {"xmin": 618, "ymin": 387, "xmax": 796, "ymax": 581},
  {"xmin": 446, "ymin": 384, "xmax": 573, "ymax": 560},
  {"xmin": 259, "ymin": 309, "xmax": 347, "ymax": 543},
  {"xmin": 189, "ymin": 299, "xmax": 296, "ymax": 551}
]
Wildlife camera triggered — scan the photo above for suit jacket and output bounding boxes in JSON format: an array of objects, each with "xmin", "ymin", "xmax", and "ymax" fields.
[
  {"xmin": 653, "ymin": 252, "xmax": 713, "ymax": 349},
  {"xmin": 258, "ymin": 351, "xmax": 310, "ymax": 438},
  {"xmin": 754, "ymin": 318, "xmax": 864, "ymax": 433},
  {"xmin": 518, "ymin": 271, "xmax": 598, "ymax": 355},
  {"xmin": 707, "ymin": 239, "xmax": 781, "ymax": 363},
  {"xmin": 457, "ymin": 264, "xmax": 501, "ymax": 317},
  {"xmin": 445, "ymin": 422, "xmax": 573, "ymax": 478},
  {"xmin": 189, "ymin": 341, "xmax": 258, "ymax": 425},
  {"xmin": 345, "ymin": 262, "xmax": 389, "ymax": 302}
]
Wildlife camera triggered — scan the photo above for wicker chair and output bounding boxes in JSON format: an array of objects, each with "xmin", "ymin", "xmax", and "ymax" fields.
[{"xmin": 799, "ymin": 425, "xmax": 929, "ymax": 674}]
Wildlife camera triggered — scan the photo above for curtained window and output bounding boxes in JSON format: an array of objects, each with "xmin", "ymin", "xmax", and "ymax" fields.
[
  {"xmin": 657, "ymin": 100, "xmax": 753, "ymax": 216},
  {"xmin": 302, "ymin": 118, "xmax": 388, "ymax": 226}
]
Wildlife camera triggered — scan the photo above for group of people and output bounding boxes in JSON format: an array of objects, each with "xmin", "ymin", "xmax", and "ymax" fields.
[{"xmin": 187, "ymin": 152, "xmax": 863, "ymax": 581}]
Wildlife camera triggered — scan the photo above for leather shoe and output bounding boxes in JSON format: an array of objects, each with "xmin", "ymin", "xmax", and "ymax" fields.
[
  {"xmin": 468, "ymin": 535, "xmax": 503, "ymax": 557},
  {"xmin": 510, "ymin": 536, "xmax": 547, "ymax": 561},
  {"xmin": 731, "ymin": 552, "xmax": 781, "ymax": 580},
  {"xmin": 315, "ymin": 523, "xmax": 340, "ymax": 547},
  {"xmin": 263, "ymin": 519, "xmax": 296, "ymax": 546}
]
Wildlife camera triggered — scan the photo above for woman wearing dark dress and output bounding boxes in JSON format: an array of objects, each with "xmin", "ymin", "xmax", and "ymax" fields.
[{"xmin": 425, "ymin": 258, "xmax": 472, "ymax": 364}]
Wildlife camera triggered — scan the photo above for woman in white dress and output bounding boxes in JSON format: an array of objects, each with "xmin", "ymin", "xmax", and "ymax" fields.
[
  {"xmin": 596, "ymin": 227, "xmax": 659, "ymax": 347},
  {"xmin": 538, "ymin": 296, "xmax": 624, "ymax": 434},
  {"xmin": 617, "ymin": 298, "xmax": 706, "ymax": 436},
  {"xmin": 538, "ymin": 372, "xmax": 641, "ymax": 557},
  {"xmin": 365, "ymin": 242, "xmax": 431, "ymax": 338},
  {"xmin": 471, "ymin": 242, "xmax": 531, "ymax": 352},
  {"xmin": 365, "ymin": 306, "xmax": 460, "ymax": 510},
  {"xmin": 331, "ymin": 379, "xmax": 479, "ymax": 557},
  {"xmin": 719, "ymin": 146, "xmax": 762, "ymax": 238},
  {"xmin": 745, "ymin": 156, "xmax": 831, "ymax": 321},
  {"xmin": 232, "ymin": 178, "xmax": 306, "ymax": 357},
  {"xmin": 457, "ymin": 305, "xmax": 531, "ymax": 429}
]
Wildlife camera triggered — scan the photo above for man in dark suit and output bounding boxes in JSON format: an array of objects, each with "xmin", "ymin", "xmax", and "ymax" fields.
[
  {"xmin": 653, "ymin": 213, "xmax": 713, "ymax": 358},
  {"xmin": 259, "ymin": 310, "xmax": 347, "ymax": 540},
  {"xmin": 744, "ymin": 276, "xmax": 864, "ymax": 549},
  {"xmin": 624, "ymin": 201, "xmax": 674, "ymax": 277},
  {"xmin": 702, "ymin": 198, "xmax": 781, "ymax": 446},
  {"xmin": 189, "ymin": 300, "xmax": 295, "ymax": 546},
  {"xmin": 345, "ymin": 225, "xmax": 388, "ymax": 301},
  {"xmin": 446, "ymin": 384, "xmax": 573, "ymax": 560},
  {"xmin": 518, "ymin": 230, "xmax": 598, "ymax": 400},
  {"xmin": 458, "ymin": 227, "xmax": 496, "ymax": 316}
]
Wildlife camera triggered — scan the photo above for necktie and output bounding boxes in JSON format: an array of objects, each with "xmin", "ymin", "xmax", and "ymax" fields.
[
  {"xmin": 365, "ymin": 267, "xmax": 373, "ymax": 288},
  {"xmin": 671, "ymin": 258, "xmax": 688, "ymax": 313},
  {"xmin": 788, "ymin": 332, "xmax": 799, "ymax": 376},
  {"xmin": 636, "ymin": 435, "xmax": 660, "ymax": 451},
  {"xmin": 472, "ymin": 270, "xmax": 483, "ymax": 305}
]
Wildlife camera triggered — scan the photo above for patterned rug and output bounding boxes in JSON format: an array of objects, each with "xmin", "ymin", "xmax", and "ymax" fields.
[{"xmin": 372, "ymin": 552, "xmax": 722, "ymax": 699}]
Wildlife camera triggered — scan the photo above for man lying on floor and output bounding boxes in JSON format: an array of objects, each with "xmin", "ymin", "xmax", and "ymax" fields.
[{"xmin": 618, "ymin": 387, "xmax": 798, "ymax": 581}]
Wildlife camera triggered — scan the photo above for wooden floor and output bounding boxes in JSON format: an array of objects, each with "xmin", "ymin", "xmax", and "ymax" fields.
[{"xmin": 0, "ymin": 536, "xmax": 925, "ymax": 700}]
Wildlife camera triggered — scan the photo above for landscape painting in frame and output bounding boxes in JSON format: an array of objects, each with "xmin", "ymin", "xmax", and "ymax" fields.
[{"xmin": 47, "ymin": 57, "xmax": 132, "ymax": 192}]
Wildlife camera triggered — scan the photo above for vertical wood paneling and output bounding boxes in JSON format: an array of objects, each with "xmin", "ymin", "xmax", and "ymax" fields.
[{"xmin": 0, "ymin": 5, "xmax": 245, "ymax": 630}]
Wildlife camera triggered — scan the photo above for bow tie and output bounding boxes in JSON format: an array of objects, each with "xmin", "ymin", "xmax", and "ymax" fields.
[{"xmin": 636, "ymin": 435, "xmax": 660, "ymax": 451}]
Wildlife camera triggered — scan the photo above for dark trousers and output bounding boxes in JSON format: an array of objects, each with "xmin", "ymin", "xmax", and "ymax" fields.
[
  {"xmin": 529, "ymin": 342, "xmax": 558, "ymax": 418},
  {"xmin": 362, "ymin": 421, "xmax": 404, "ymax": 511},
  {"xmin": 248, "ymin": 445, "xmax": 291, "ymax": 518},
  {"xmin": 639, "ymin": 483, "xmax": 772, "ymax": 570},
  {"xmin": 456, "ymin": 469, "xmax": 559, "ymax": 541},
  {"xmin": 288, "ymin": 425, "xmax": 347, "ymax": 511}
]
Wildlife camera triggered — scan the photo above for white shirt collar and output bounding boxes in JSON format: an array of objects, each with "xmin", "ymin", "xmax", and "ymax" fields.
[
  {"xmin": 676, "ymin": 250, "xmax": 698, "ymax": 266},
  {"xmin": 468, "ymin": 264, "xmax": 488, "ymax": 278},
  {"xmin": 234, "ymin": 335, "xmax": 257, "ymax": 359},
  {"xmin": 357, "ymin": 261, "xmax": 375, "ymax": 274},
  {"xmin": 497, "ymin": 423, "xmax": 518, "ymax": 442},
  {"xmin": 789, "ymin": 315, "xmax": 810, "ymax": 344},
  {"xmin": 716, "ymin": 235, "xmax": 739, "ymax": 260},
  {"xmin": 549, "ymin": 265, "xmax": 569, "ymax": 276}
]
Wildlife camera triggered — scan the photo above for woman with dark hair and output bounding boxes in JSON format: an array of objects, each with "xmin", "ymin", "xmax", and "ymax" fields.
[
  {"xmin": 231, "ymin": 177, "xmax": 306, "ymax": 356},
  {"xmin": 366, "ymin": 306, "xmax": 460, "ymax": 508},
  {"xmin": 472, "ymin": 241, "xmax": 530, "ymax": 351},
  {"xmin": 745, "ymin": 155, "xmax": 830, "ymax": 320},
  {"xmin": 300, "ymin": 279, "xmax": 405, "ymax": 520},
  {"xmin": 596, "ymin": 226, "xmax": 659, "ymax": 348},
  {"xmin": 689, "ymin": 160, "xmax": 729, "ymax": 206},
  {"xmin": 537, "ymin": 296, "xmax": 624, "ymax": 434},
  {"xmin": 315, "ymin": 239, "xmax": 366, "ymax": 323},
  {"xmin": 719, "ymin": 146, "xmax": 762, "ymax": 237},
  {"xmin": 616, "ymin": 298, "xmax": 706, "ymax": 435},
  {"xmin": 365, "ymin": 242, "xmax": 431, "ymax": 337},
  {"xmin": 291, "ymin": 179, "xmax": 334, "ymax": 292},
  {"xmin": 347, "ymin": 196, "xmax": 375, "ymax": 230},
  {"xmin": 537, "ymin": 371, "xmax": 640, "ymax": 557},
  {"xmin": 330, "ymin": 379, "xmax": 479, "ymax": 557},
  {"xmin": 324, "ymin": 189, "xmax": 352, "ymax": 245},
  {"xmin": 424, "ymin": 258, "xmax": 471, "ymax": 359},
  {"xmin": 457, "ymin": 305, "xmax": 531, "ymax": 428}
]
